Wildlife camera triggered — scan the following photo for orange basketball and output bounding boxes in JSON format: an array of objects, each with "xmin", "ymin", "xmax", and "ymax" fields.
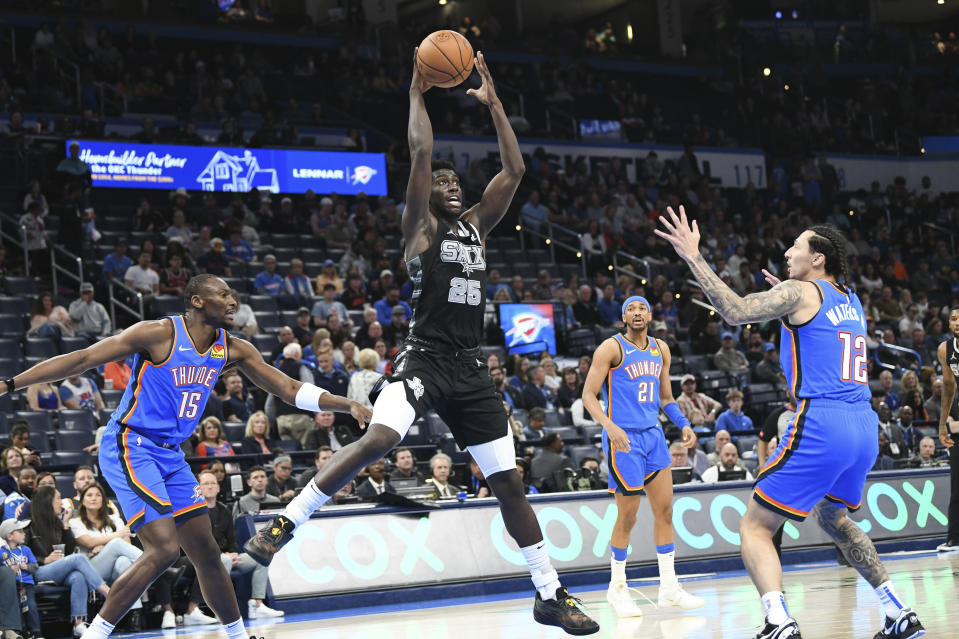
[{"xmin": 416, "ymin": 30, "xmax": 475, "ymax": 88}]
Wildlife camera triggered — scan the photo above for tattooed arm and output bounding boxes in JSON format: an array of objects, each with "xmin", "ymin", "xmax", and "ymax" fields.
[
  {"xmin": 655, "ymin": 206, "xmax": 808, "ymax": 325},
  {"xmin": 813, "ymin": 500, "xmax": 888, "ymax": 587}
]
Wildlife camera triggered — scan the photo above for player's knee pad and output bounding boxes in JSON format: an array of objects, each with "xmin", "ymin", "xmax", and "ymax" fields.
[
  {"xmin": 467, "ymin": 432, "xmax": 517, "ymax": 478},
  {"xmin": 370, "ymin": 381, "xmax": 416, "ymax": 439}
]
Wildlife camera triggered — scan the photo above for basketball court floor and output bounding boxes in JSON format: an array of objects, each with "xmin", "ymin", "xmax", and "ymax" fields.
[{"xmin": 122, "ymin": 551, "xmax": 955, "ymax": 639}]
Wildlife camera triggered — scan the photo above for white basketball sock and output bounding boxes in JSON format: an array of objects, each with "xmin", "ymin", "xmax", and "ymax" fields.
[
  {"xmin": 80, "ymin": 615, "xmax": 115, "ymax": 639},
  {"xmin": 283, "ymin": 481, "xmax": 330, "ymax": 527},
  {"xmin": 521, "ymin": 541, "xmax": 561, "ymax": 600},
  {"xmin": 223, "ymin": 618, "xmax": 247, "ymax": 639},
  {"xmin": 761, "ymin": 591, "xmax": 789, "ymax": 625},
  {"xmin": 875, "ymin": 580, "xmax": 905, "ymax": 618}
]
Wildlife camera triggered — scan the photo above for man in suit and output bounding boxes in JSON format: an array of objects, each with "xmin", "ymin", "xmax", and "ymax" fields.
[
  {"xmin": 355, "ymin": 459, "xmax": 393, "ymax": 498},
  {"xmin": 530, "ymin": 433, "xmax": 571, "ymax": 492},
  {"xmin": 304, "ymin": 410, "xmax": 356, "ymax": 451},
  {"xmin": 523, "ymin": 366, "xmax": 557, "ymax": 410},
  {"xmin": 389, "ymin": 448, "xmax": 425, "ymax": 484},
  {"xmin": 877, "ymin": 403, "xmax": 909, "ymax": 459}
]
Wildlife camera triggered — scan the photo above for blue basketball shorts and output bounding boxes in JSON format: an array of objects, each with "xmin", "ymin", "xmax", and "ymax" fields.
[
  {"xmin": 99, "ymin": 421, "xmax": 207, "ymax": 532},
  {"xmin": 753, "ymin": 398, "xmax": 878, "ymax": 521},
  {"xmin": 602, "ymin": 426, "xmax": 671, "ymax": 495}
]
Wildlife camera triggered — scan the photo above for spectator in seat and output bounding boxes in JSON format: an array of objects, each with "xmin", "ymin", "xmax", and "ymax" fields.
[
  {"xmin": 25, "ymin": 486, "xmax": 110, "ymax": 637},
  {"xmin": 253, "ymin": 254, "xmax": 284, "ymax": 296},
  {"xmin": 339, "ymin": 272, "xmax": 369, "ymax": 311},
  {"xmin": 68, "ymin": 282, "xmax": 111, "ymax": 341},
  {"xmin": 1, "ymin": 518, "xmax": 40, "ymax": 638},
  {"xmin": 597, "ymin": 284, "xmax": 621, "ymax": 326},
  {"xmin": 491, "ymin": 365, "xmax": 525, "ymax": 410},
  {"xmin": 382, "ymin": 305, "xmax": 410, "ymax": 348},
  {"xmin": 347, "ymin": 348, "xmax": 382, "ymax": 412},
  {"xmin": 897, "ymin": 405, "xmax": 920, "ymax": 450},
  {"xmin": 701, "ymin": 443, "xmax": 754, "ymax": 483},
  {"xmin": 311, "ymin": 283, "xmax": 351, "ymax": 329},
  {"xmin": 373, "ymin": 286, "xmax": 411, "ymax": 325},
  {"xmin": 238, "ymin": 411, "xmax": 279, "ymax": 456},
  {"xmin": 572, "ymin": 284, "xmax": 603, "ymax": 326},
  {"xmin": 355, "ymin": 459, "xmax": 393, "ymax": 498},
  {"xmin": 754, "ymin": 342, "xmax": 786, "ymax": 384},
  {"xmin": 269, "ymin": 326, "xmax": 297, "ymax": 365},
  {"xmin": 229, "ymin": 290, "xmax": 258, "ymax": 338},
  {"xmin": 676, "ymin": 374, "xmax": 722, "ymax": 427},
  {"xmin": 233, "ymin": 466, "xmax": 282, "ymax": 516},
  {"xmin": 59, "ymin": 374, "xmax": 104, "ymax": 415},
  {"xmin": 314, "ymin": 348, "xmax": 350, "ymax": 399},
  {"xmin": 159, "ymin": 252, "xmax": 192, "ymax": 298},
  {"xmin": 697, "ymin": 320, "xmax": 722, "ymax": 356},
  {"xmin": 274, "ymin": 343, "xmax": 316, "ymax": 444},
  {"xmin": 101, "ymin": 239, "xmax": 132, "ymax": 289},
  {"xmin": 715, "ymin": 390, "xmax": 753, "ymax": 433},
  {"xmin": 67, "ymin": 466, "xmax": 118, "ymax": 517},
  {"xmin": 297, "ymin": 446, "xmax": 333, "ymax": 487},
  {"xmin": 424, "ymin": 453, "xmax": 460, "ymax": 498},
  {"xmin": 265, "ymin": 455, "xmax": 297, "ymax": 502},
  {"xmin": 27, "ymin": 379, "xmax": 63, "ymax": 415},
  {"xmin": 221, "ymin": 371, "xmax": 255, "ymax": 423},
  {"xmin": 68, "ymin": 483, "xmax": 146, "ymax": 628},
  {"xmin": 224, "ymin": 228, "xmax": 254, "ymax": 264},
  {"xmin": 196, "ymin": 470, "xmax": 283, "ymax": 621},
  {"xmin": 524, "ymin": 407, "xmax": 547, "ymax": 440},
  {"xmin": 15, "ymin": 466, "xmax": 37, "ymax": 500},
  {"xmin": 706, "ymin": 429, "xmax": 732, "ymax": 465},
  {"xmin": 523, "ymin": 366, "xmax": 557, "ymax": 410},
  {"xmin": 283, "ymin": 258, "xmax": 313, "ymax": 307},
  {"xmin": 873, "ymin": 430, "xmax": 896, "ymax": 471},
  {"xmin": 124, "ymin": 250, "xmax": 160, "ymax": 301},
  {"xmin": 305, "ymin": 410, "xmax": 356, "ymax": 452},
  {"xmin": 556, "ymin": 367, "xmax": 581, "ymax": 411},
  {"xmin": 878, "ymin": 370, "xmax": 900, "ymax": 411},
  {"xmin": 194, "ymin": 416, "xmax": 236, "ymax": 463},
  {"xmin": 7, "ymin": 423, "xmax": 41, "ymax": 467},
  {"xmin": 714, "ymin": 332, "xmax": 748, "ymax": 372},
  {"xmin": 389, "ymin": 448, "xmax": 424, "ymax": 484},
  {"xmin": 909, "ymin": 436, "xmax": 946, "ymax": 468},
  {"xmin": 530, "ymin": 432, "xmax": 571, "ymax": 492},
  {"xmin": 925, "ymin": 376, "xmax": 959, "ymax": 424},
  {"xmin": 0, "ymin": 447, "xmax": 24, "ymax": 495},
  {"xmin": 877, "ymin": 403, "xmax": 909, "ymax": 459},
  {"xmin": 669, "ymin": 441, "xmax": 702, "ymax": 483},
  {"xmin": 196, "ymin": 237, "xmax": 232, "ymax": 277},
  {"xmin": 315, "ymin": 259, "xmax": 343, "ymax": 296}
]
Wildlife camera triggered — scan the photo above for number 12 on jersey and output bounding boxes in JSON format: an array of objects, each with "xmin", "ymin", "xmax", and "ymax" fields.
[{"xmin": 838, "ymin": 331, "xmax": 867, "ymax": 383}]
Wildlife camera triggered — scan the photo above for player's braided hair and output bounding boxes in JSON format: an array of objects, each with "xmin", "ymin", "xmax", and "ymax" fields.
[
  {"xmin": 807, "ymin": 224, "xmax": 849, "ymax": 285},
  {"xmin": 183, "ymin": 273, "xmax": 221, "ymax": 311}
]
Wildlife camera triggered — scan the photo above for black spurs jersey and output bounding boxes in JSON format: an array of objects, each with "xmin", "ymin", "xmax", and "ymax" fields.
[
  {"xmin": 407, "ymin": 219, "xmax": 487, "ymax": 350},
  {"xmin": 947, "ymin": 337, "xmax": 959, "ymax": 378}
]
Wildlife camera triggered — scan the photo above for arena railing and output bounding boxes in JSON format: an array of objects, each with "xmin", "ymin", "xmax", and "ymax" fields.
[
  {"xmin": 919, "ymin": 221, "xmax": 955, "ymax": 254},
  {"xmin": 0, "ymin": 211, "xmax": 32, "ymax": 277},
  {"xmin": 108, "ymin": 278, "xmax": 145, "ymax": 327},
  {"xmin": 50, "ymin": 244, "xmax": 83, "ymax": 296},
  {"xmin": 517, "ymin": 213, "xmax": 588, "ymax": 278}
]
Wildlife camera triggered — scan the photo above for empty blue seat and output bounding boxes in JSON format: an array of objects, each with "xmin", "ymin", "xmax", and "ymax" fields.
[
  {"xmin": 49, "ymin": 451, "xmax": 94, "ymax": 467},
  {"xmin": 0, "ymin": 338, "xmax": 21, "ymax": 359},
  {"xmin": 275, "ymin": 439, "xmax": 301, "ymax": 452},
  {"xmin": 0, "ymin": 315, "xmax": 23, "ymax": 336},
  {"xmin": 0, "ymin": 296, "xmax": 30, "ymax": 316},
  {"xmin": 60, "ymin": 336, "xmax": 92, "ymax": 354},
  {"xmin": 4, "ymin": 277, "xmax": 37, "ymax": 297},
  {"xmin": 13, "ymin": 411, "xmax": 53, "ymax": 433},
  {"xmin": 58, "ymin": 410, "xmax": 97, "ymax": 431},
  {"xmin": 55, "ymin": 430, "xmax": 95, "ymax": 452}
]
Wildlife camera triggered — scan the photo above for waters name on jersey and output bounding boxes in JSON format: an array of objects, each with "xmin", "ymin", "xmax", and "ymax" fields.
[{"xmin": 824, "ymin": 303, "xmax": 863, "ymax": 326}]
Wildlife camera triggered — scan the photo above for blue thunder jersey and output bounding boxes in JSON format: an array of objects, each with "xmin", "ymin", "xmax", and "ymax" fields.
[
  {"xmin": 110, "ymin": 315, "xmax": 229, "ymax": 443},
  {"xmin": 602, "ymin": 333, "xmax": 664, "ymax": 431},
  {"xmin": 779, "ymin": 279, "xmax": 870, "ymax": 403}
]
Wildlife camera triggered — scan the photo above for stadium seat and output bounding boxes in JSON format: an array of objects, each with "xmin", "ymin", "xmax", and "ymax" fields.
[
  {"xmin": 682, "ymin": 355, "xmax": 709, "ymax": 373},
  {"xmin": 736, "ymin": 435, "xmax": 759, "ymax": 455},
  {"xmin": 0, "ymin": 338, "xmax": 22, "ymax": 359},
  {"xmin": 0, "ymin": 315, "xmax": 24, "ymax": 336},
  {"xmin": 60, "ymin": 336, "xmax": 92, "ymax": 354},
  {"xmin": 0, "ymin": 358, "xmax": 22, "ymax": 379},
  {"xmin": 4, "ymin": 276, "xmax": 37, "ymax": 297},
  {"xmin": 546, "ymin": 426, "xmax": 582, "ymax": 444},
  {"xmin": 100, "ymin": 389, "xmax": 125, "ymax": 409},
  {"xmin": 402, "ymin": 418, "xmax": 430, "ymax": 446},
  {"xmin": 54, "ymin": 473, "xmax": 75, "ymax": 499},
  {"xmin": 275, "ymin": 439, "xmax": 302, "ymax": 452},
  {"xmin": 425, "ymin": 411, "xmax": 451, "ymax": 442},
  {"xmin": 151, "ymin": 295, "xmax": 185, "ymax": 317},
  {"xmin": 270, "ymin": 234, "xmax": 301, "ymax": 249},
  {"xmin": 31, "ymin": 431, "xmax": 52, "ymax": 453},
  {"xmin": 24, "ymin": 338, "xmax": 57, "ymax": 358},
  {"xmin": 581, "ymin": 425, "xmax": 603, "ymax": 442},
  {"xmin": 249, "ymin": 295, "xmax": 278, "ymax": 311},
  {"xmin": 254, "ymin": 311, "xmax": 281, "ymax": 331},
  {"xmin": 223, "ymin": 422, "xmax": 246, "ymax": 442},
  {"xmin": 569, "ymin": 444, "xmax": 601, "ymax": 468},
  {"xmin": 14, "ymin": 411, "xmax": 53, "ymax": 433},
  {"xmin": 0, "ymin": 296, "xmax": 29, "ymax": 316},
  {"xmin": 565, "ymin": 327, "xmax": 599, "ymax": 357},
  {"xmin": 49, "ymin": 451, "xmax": 94, "ymax": 467},
  {"xmin": 55, "ymin": 430, "xmax": 95, "ymax": 452},
  {"xmin": 58, "ymin": 410, "xmax": 97, "ymax": 431},
  {"xmin": 543, "ymin": 409, "xmax": 562, "ymax": 428},
  {"xmin": 252, "ymin": 334, "xmax": 279, "ymax": 353},
  {"xmin": 0, "ymin": 413, "xmax": 8, "ymax": 436}
]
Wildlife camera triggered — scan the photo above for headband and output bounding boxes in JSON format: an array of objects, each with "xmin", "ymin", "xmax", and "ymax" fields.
[{"xmin": 621, "ymin": 296, "xmax": 651, "ymax": 316}]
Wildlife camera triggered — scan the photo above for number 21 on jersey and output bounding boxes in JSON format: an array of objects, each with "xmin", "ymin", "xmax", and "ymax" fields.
[
  {"xmin": 838, "ymin": 331, "xmax": 867, "ymax": 383},
  {"xmin": 637, "ymin": 381, "xmax": 655, "ymax": 403}
]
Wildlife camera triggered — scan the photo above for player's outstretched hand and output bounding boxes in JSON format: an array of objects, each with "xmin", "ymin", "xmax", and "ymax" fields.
[
  {"xmin": 410, "ymin": 48, "xmax": 432, "ymax": 95},
  {"xmin": 654, "ymin": 205, "xmax": 701, "ymax": 262},
  {"xmin": 605, "ymin": 422, "xmax": 630, "ymax": 453},
  {"xmin": 940, "ymin": 424, "xmax": 955, "ymax": 449},
  {"xmin": 681, "ymin": 426, "xmax": 698, "ymax": 449},
  {"xmin": 761, "ymin": 269, "xmax": 782, "ymax": 288},
  {"xmin": 466, "ymin": 52, "xmax": 499, "ymax": 107},
  {"xmin": 351, "ymin": 401, "xmax": 373, "ymax": 430}
]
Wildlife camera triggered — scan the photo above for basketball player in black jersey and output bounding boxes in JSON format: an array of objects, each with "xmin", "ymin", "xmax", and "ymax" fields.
[
  {"xmin": 246, "ymin": 52, "xmax": 598, "ymax": 635},
  {"xmin": 936, "ymin": 306, "xmax": 959, "ymax": 551}
]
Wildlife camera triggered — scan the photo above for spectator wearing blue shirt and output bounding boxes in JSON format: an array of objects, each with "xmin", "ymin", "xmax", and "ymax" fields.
[
  {"xmin": 1, "ymin": 519, "xmax": 41, "ymax": 636},
  {"xmin": 487, "ymin": 268, "xmax": 511, "ymax": 300},
  {"xmin": 715, "ymin": 389, "xmax": 753, "ymax": 433},
  {"xmin": 253, "ymin": 254, "xmax": 284, "ymax": 296},
  {"xmin": 311, "ymin": 284, "xmax": 351, "ymax": 328},
  {"xmin": 59, "ymin": 375, "xmax": 104, "ymax": 414},
  {"xmin": 284, "ymin": 259, "xmax": 313, "ymax": 306},
  {"xmin": 100, "ymin": 239, "xmax": 131, "ymax": 287},
  {"xmin": 522, "ymin": 366, "xmax": 557, "ymax": 410},
  {"xmin": 373, "ymin": 287, "xmax": 412, "ymax": 325},
  {"xmin": 520, "ymin": 191, "xmax": 549, "ymax": 230},
  {"xmin": 224, "ymin": 229, "xmax": 254, "ymax": 263},
  {"xmin": 597, "ymin": 284, "xmax": 621, "ymax": 326}
]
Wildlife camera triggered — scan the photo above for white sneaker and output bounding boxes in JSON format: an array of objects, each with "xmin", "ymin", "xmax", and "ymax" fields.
[
  {"xmin": 658, "ymin": 584, "xmax": 704, "ymax": 610},
  {"xmin": 936, "ymin": 540, "xmax": 959, "ymax": 552},
  {"xmin": 183, "ymin": 607, "xmax": 218, "ymax": 625},
  {"xmin": 248, "ymin": 599, "xmax": 285, "ymax": 618},
  {"xmin": 161, "ymin": 610, "xmax": 177, "ymax": 628},
  {"xmin": 72, "ymin": 622, "xmax": 88, "ymax": 638},
  {"xmin": 606, "ymin": 581, "xmax": 644, "ymax": 617}
]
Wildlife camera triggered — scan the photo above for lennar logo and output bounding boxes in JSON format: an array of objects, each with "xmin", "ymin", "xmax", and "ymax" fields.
[{"xmin": 351, "ymin": 165, "xmax": 376, "ymax": 185}]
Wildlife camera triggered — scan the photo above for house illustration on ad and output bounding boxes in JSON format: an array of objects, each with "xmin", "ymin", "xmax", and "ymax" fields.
[{"xmin": 196, "ymin": 149, "xmax": 279, "ymax": 193}]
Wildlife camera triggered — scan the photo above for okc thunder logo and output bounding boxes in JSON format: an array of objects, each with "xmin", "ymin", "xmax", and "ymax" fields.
[
  {"xmin": 192, "ymin": 485, "xmax": 203, "ymax": 502},
  {"xmin": 504, "ymin": 313, "xmax": 550, "ymax": 347},
  {"xmin": 350, "ymin": 165, "xmax": 376, "ymax": 185}
]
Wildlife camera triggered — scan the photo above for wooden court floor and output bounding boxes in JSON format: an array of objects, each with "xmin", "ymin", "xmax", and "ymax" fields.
[{"xmin": 135, "ymin": 551, "xmax": 956, "ymax": 639}]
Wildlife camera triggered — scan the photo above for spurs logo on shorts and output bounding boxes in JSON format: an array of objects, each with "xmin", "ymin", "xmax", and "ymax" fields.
[{"xmin": 406, "ymin": 376, "xmax": 425, "ymax": 400}]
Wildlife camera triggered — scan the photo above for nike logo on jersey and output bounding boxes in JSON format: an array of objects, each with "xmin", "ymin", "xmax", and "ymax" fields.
[
  {"xmin": 624, "ymin": 348, "xmax": 636, "ymax": 354},
  {"xmin": 178, "ymin": 346, "xmax": 192, "ymax": 352}
]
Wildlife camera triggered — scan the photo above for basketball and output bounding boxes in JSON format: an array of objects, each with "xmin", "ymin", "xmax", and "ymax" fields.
[{"xmin": 416, "ymin": 29, "xmax": 475, "ymax": 88}]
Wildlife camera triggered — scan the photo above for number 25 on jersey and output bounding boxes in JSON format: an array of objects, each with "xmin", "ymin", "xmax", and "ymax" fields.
[{"xmin": 838, "ymin": 331, "xmax": 867, "ymax": 384}]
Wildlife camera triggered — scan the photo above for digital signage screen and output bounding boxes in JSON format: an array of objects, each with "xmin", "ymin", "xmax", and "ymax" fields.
[
  {"xmin": 498, "ymin": 303, "xmax": 556, "ymax": 356},
  {"xmin": 65, "ymin": 139, "xmax": 388, "ymax": 195}
]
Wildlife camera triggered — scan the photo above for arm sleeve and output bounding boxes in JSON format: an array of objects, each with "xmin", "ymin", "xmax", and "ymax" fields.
[{"xmin": 663, "ymin": 402, "xmax": 690, "ymax": 428}]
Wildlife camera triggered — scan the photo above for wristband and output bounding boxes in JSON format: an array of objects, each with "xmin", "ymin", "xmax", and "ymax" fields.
[
  {"xmin": 3, "ymin": 378, "xmax": 14, "ymax": 393},
  {"xmin": 663, "ymin": 402, "xmax": 690, "ymax": 428},
  {"xmin": 295, "ymin": 383, "xmax": 329, "ymax": 411}
]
